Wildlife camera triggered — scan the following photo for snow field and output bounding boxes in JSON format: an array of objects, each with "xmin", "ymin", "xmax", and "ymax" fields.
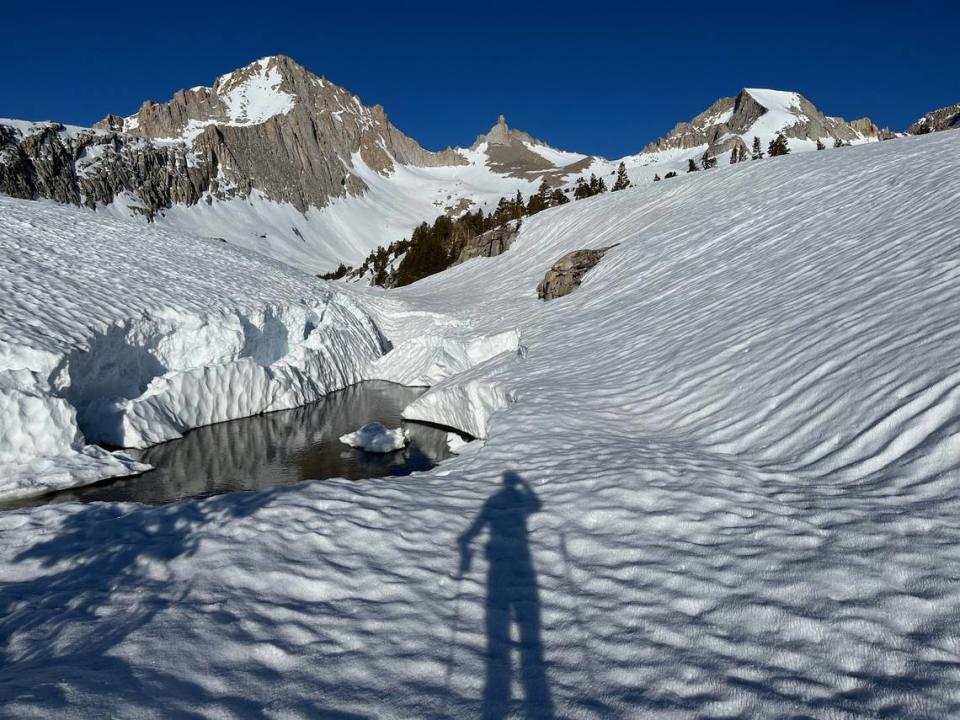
[
  {"xmin": 0, "ymin": 130, "xmax": 959, "ymax": 718},
  {"xmin": 132, "ymin": 146, "xmax": 558, "ymax": 274}
]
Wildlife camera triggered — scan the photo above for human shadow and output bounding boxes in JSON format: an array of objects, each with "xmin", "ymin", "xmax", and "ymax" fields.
[{"xmin": 458, "ymin": 471, "xmax": 553, "ymax": 719}]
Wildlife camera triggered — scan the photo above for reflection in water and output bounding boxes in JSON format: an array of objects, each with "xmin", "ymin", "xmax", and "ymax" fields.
[{"xmin": 19, "ymin": 382, "xmax": 461, "ymax": 508}]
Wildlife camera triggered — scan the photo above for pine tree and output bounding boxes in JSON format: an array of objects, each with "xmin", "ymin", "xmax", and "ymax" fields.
[
  {"xmin": 816, "ymin": 138, "xmax": 826, "ymax": 151},
  {"xmin": 768, "ymin": 133, "xmax": 790, "ymax": 157},
  {"xmin": 701, "ymin": 150, "xmax": 717, "ymax": 169},
  {"xmin": 751, "ymin": 136, "xmax": 764, "ymax": 160},
  {"xmin": 473, "ymin": 209, "xmax": 485, "ymax": 233},
  {"xmin": 395, "ymin": 221, "xmax": 450, "ymax": 287},
  {"xmin": 526, "ymin": 191, "xmax": 547, "ymax": 216},
  {"xmin": 834, "ymin": 137, "xmax": 845, "ymax": 148},
  {"xmin": 687, "ymin": 158, "xmax": 699, "ymax": 173},
  {"xmin": 514, "ymin": 189, "xmax": 524, "ymax": 219},
  {"xmin": 611, "ymin": 161, "xmax": 631, "ymax": 191},
  {"xmin": 653, "ymin": 173, "xmax": 661, "ymax": 182},
  {"xmin": 664, "ymin": 171, "xmax": 677, "ymax": 179},
  {"xmin": 574, "ymin": 178, "xmax": 592, "ymax": 200},
  {"xmin": 738, "ymin": 145, "xmax": 749, "ymax": 162},
  {"xmin": 587, "ymin": 173, "xmax": 607, "ymax": 195},
  {"xmin": 495, "ymin": 196, "xmax": 510, "ymax": 226},
  {"xmin": 729, "ymin": 146, "xmax": 739, "ymax": 164},
  {"xmin": 550, "ymin": 188, "xmax": 569, "ymax": 205}
]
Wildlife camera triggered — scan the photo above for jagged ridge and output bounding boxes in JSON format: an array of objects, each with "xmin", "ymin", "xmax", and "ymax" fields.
[
  {"xmin": 1, "ymin": 56, "xmax": 466, "ymax": 218},
  {"xmin": 640, "ymin": 88, "xmax": 894, "ymax": 157}
]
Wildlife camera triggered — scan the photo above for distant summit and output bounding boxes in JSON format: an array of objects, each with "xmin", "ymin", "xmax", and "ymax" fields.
[
  {"xmin": 94, "ymin": 54, "xmax": 465, "ymax": 212},
  {"xmin": 471, "ymin": 114, "xmax": 540, "ymax": 148},
  {"xmin": 906, "ymin": 103, "xmax": 960, "ymax": 134},
  {"xmin": 640, "ymin": 88, "xmax": 893, "ymax": 158},
  {"xmin": 469, "ymin": 114, "xmax": 593, "ymax": 181}
]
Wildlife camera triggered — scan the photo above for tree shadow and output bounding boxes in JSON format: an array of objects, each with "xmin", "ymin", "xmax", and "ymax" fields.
[
  {"xmin": 0, "ymin": 490, "xmax": 277, "ymax": 716},
  {"xmin": 458, "ymin": 471, "xmax": 554, "ymax": 719}
]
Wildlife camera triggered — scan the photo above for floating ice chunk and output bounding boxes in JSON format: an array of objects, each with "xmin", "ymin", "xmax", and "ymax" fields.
[{"xmin": 339, "ymin": 422, "xmax": 408, "ymax": 453}]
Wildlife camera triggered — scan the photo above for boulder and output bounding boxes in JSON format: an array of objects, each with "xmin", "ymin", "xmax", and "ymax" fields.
[{"xmin": 536, "ymin": 246, "xmax": 615, "ymax": 300}]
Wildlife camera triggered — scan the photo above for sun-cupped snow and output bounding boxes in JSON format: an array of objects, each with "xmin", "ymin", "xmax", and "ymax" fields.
[
  {"xmin": 364, "ymin": 328, "xmax": 521, "ymax": 387},
  {"xmin": 0, "ymin": 196, "xmax": 386, "ymax": 500},
  {"xmin": 401, "ymin": 362, "xmax": 515, "ymax": 440},
  {"xmin": 2, "ymin": 131, "xmax": 960, "ymax": 719}
]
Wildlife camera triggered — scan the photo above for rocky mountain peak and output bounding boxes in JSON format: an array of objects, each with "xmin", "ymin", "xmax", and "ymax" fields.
[
  {"xmin": 906, "ymin": 103, "xmax": 960, "ymax": 134},
  {"xmin": 88, "ymin": 55, "xmax": 466, "ymax": 213},
  {"xmin": 471, "ymin": 115, "xmax": 540, "ymax": 149},
  {"xmin": 640, "ymin": 87, "xmax": 889, "ymax": 157},
  {"xmin": 465, "ymin": 115, "xmax": 592, "ymax": 183}
]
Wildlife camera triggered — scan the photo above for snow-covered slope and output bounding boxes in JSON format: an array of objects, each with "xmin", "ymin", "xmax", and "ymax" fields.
[
  {"xmin": 141, "ymin": 139, "xmax": 576, "ymax": 274},
  {"xmin": 1, "ymin": 131, "xmax": 958, "ymax": 718},
  {"xmin": 0, "ymin": 197, "xmax": 387, "ymax": 500}
]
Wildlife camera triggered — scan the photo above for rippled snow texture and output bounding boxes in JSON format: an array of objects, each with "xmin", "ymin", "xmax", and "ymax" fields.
[{"xmin": 1, "ymin": 131, "xmax": 960, "ymax": 718}]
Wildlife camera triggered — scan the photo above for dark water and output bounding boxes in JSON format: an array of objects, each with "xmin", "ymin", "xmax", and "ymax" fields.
[{"xmin": 13, "ymin": 382, "xmax": 462, "ymax": 508}]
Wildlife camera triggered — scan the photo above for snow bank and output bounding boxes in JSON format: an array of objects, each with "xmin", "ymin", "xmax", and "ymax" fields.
[
  {"xmin": 365, "ymin": 328, "xmax": 521, "ymax": 386},
  {"xmin": 0, "ymin": 197, "xmax": 386, "ymax": 499},
  {"xmin": 0, "ymin": 369, "xmax": 150, "ymax": 499},
  {"xmin": 339, "ymin": 422, "xmax": 408, "ymax": 453},
  {"xmin": 398, "ymin": 348, "xmax": 519, "ymax": 439}
]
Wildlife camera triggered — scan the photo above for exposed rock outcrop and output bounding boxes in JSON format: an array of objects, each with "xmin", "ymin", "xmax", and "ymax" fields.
[
  {"xmin": 453, "ymin": 222, "xmax": 520, "ymax": 265},
  {"xmin": 906, "ymin": 103, "xmax": 960, "ymax": 134},
  {"xmin": 470, "ymin": 115, "xmax": 593, "ymax": 184},
  {"xmin": 537, "ymin": 246, "xmax": 615, "ymax": 300},
  {"xmin": 0, "ymin": 122, "xmax": 210, "ymax": 216},
  {"xmin": 849, "ymin": 117, "xmax": 895, "ymax": 140}
]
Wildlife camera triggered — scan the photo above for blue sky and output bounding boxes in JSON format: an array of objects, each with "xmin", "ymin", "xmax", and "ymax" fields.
[{"xmin": 4, "ymin": 1, "xmax": 957, "ymax": 157}]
